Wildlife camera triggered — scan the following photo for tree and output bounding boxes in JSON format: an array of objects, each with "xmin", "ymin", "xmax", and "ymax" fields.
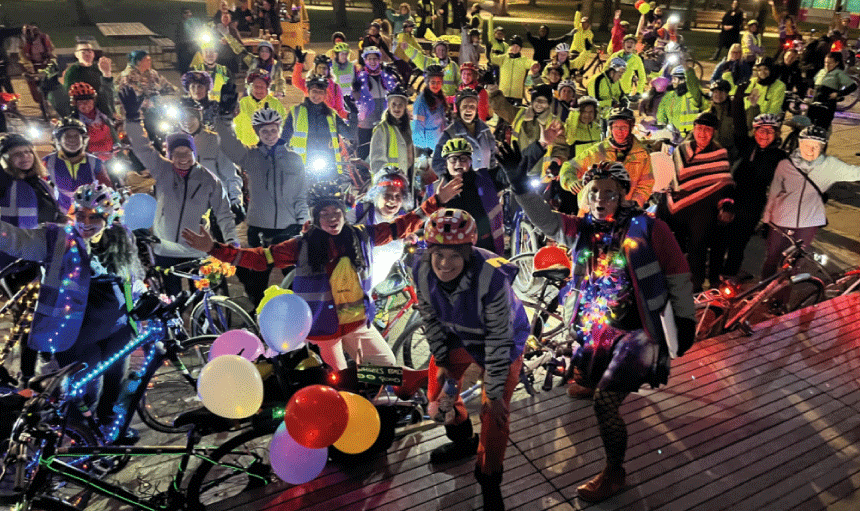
[
  {"xmin": 333, "ymin": 0, "xmax": 348, "ymax": 29},
  {"xmin": 68, "ymin": 0, "xmax": 94, "ymax": 26}
]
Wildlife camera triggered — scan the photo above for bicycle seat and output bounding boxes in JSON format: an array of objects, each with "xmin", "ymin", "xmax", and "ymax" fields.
[
  {"xmin": 532, "ymin": 268, "xmax": 570, "ymax": 282},
  {"xmin": 173, "ymin": 407, "xmax": 236, "ymax": 435},
  {"xmin": 374, "ymin": 273, "xmax": 408, "ymax": 298}
]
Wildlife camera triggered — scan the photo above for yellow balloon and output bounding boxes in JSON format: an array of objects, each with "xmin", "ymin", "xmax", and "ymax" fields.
[
  {"xmin": 256, "ymin": 285, "xmax": 293, "ymax": 316},
  {"xmin": 638, "ymin": 3, "xmax": 651, "ymax": 14},
  {"xmin": 197, "ymin": 355, "xmax": 264, "ymax": 419},
  {"xmin": 333, "ymin": 392, "xmax": 381, "ymax": 454}
]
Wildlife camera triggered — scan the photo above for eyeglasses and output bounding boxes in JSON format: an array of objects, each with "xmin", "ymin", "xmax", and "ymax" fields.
[
  {"xmin": 446, "ymin": 155, "xmax": 471, "ymax": 164},
  {"xmin": 588, "ymin": 190, "xmax": 620, "ymax": 201}
]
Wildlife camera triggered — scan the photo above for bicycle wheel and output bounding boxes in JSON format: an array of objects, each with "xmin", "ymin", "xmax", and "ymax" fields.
[
  {"xmin": 836, "ymin": 76, "xmax": 860, "ymax": 111},
  {"xmin": 783, "ymin": 277, "xmax": 825, "ymax": 312},
  {"xmin": 521, "ymin": 299, "xmax": 566, "ymax": 345},
  {"xmin": 186, "ymin": 426, "xmax": 278, "ymax": 510},
  {"xmin": 694, "ymin": 301, "xmax": 724, "ymax": 341},
  {"xmin": 137, "ymin": 335, "xmax": 217, "ymax": 434},
  {"xmin": 189, "ymin": 295, "xmax": 259, "ymax": 337},
  {"xmin": 393, "ymin": 314, "xmax": 431, "ymax": 370},
  {"xmin": 512, "ymin": 221, "xmax": 541, "ymax": 295}
]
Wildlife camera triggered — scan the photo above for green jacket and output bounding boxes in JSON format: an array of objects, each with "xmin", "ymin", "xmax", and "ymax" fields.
[{"xmin": 656, "ymin": 67, "xmax": 703, "ymax": 135}]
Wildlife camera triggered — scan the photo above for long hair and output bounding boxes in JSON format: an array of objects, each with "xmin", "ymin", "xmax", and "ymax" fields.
[
  {"xmin": 88, "ymin": 224, "xmax": 145, "ymax": 282},
  {"xmin": 421, "ymin": 83, "xmax": 448, "ymax": 114},
  {"xmin": 386, "ymin": 104, "xmax": 412, "ymax": 140}
]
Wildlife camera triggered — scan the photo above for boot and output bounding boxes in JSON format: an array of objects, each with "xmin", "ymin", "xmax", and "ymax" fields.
[
  {"xmin": 430, "ymin": 420, "xmax": 479, "ymax": 464},
  {"xmin": 474, "ymin": 466, "xmax": 505, "ymax": 511},
  {"xmin": 567, "ymin": 367, "xmax": 595, "ymax": 398},
  {"xmin": 577, "ymin": 465, "xmax": 626, "ymax": 502}
]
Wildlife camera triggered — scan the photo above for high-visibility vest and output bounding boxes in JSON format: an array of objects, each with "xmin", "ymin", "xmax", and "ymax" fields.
[{"xmin": 288, "ymin": 105, "xmax": 342, "ymax": 165}]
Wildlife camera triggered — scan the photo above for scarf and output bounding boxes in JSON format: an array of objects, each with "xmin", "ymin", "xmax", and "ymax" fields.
[{"xmin": 608, "ymin": 132, "xmax": 633, "ymax": 161}]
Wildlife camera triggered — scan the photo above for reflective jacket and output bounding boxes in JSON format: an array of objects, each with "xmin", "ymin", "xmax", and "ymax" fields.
[
  {"xmin": 404, "ymin": 46, "xmax": 460, "ymax": 97},
  {"xmin": 369, "ymin": 117, "xmax": 413, "ymax": 174},
  {"xmin": 234, "ymin": 94, "xmax": 287, "ymax": 146},
  {"xmin": 42, "ymin": 152, "xmax": 110, "ymax": 212},
  {"xmin": 561, "ymin": 138, "xmax": 655, "ymax": 208},
  {"xmin": 490, "ymin": 52, "xmax": 534, "ymax": 100},
  {"xmin": 656, "ymin": 69, "xmax": 704, "ymax": 135},
  {"xmin": 743, "ymin": 78, "xmax": 786, "ymax": 115},
  {"xmin": 432, "ymin": 118, "xmax": 497, "ymax": 177}
]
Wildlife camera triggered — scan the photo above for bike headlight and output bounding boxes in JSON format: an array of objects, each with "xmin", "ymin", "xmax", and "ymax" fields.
[
  {"xmin": 310, "ymin": 157, "xmax": 328, "ymax": 175},
  {"xmin": 530, "ymin": 177, "xmax": 542, "ymax": 190},
  {"xmin": 164, "ymin": 105, "xmax": 179, "ymax": 119},
  {"xmin": 668, "ymin": 15, "xmax": 680, "ymax": 25},
  {"xmin": 667, "ymin": 54, "xmax": 678, "ymax": 66},
  {"xmin": 108, "ymin": 159, "xmax": 129, "ymax": 175},
  {"xmin": 159, "ymin": 121, "xmax": 172, "ymax": 133}
]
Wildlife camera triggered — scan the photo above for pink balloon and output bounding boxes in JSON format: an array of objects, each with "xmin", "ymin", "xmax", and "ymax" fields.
[
  {"xmin": 209, "ymin": 330, "xmax": 266, "ymax": 362},
  {"xmin": 269, "ymin": 423, "xmax": 328, "ymax": 484}
]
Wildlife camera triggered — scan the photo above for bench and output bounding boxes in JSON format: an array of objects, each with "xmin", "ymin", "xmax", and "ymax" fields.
[
  {"xmin": 692, "ymin": 10, "xmax": 725, "ymax": 29},
  {"xmin": 149, "ymin": 37, "xmax": 176, "ymax": 65}
]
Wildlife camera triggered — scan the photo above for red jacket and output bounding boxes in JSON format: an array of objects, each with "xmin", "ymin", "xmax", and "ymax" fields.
[{"xmin": 448, "ymin": 82, "xmax": 490, "ymax": 121}]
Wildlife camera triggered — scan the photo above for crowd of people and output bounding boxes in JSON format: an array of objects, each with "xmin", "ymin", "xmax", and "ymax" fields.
[{"xmin": 3, "ymin": 1, "xmax": 860, "ymax": 509}]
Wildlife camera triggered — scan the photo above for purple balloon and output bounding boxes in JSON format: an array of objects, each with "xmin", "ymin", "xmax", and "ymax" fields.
[
  {"xmin": 209, "ymin": 330, "xmax": 266, "ymax": 362},
  {"xmin": 269, "ymin": 423, "xmax": 328, "ymax": 485}
]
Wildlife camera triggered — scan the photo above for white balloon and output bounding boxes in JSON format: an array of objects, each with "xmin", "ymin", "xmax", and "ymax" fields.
[{"xmin": 197, "ymin": 355, "xmax": 264, "ymax": 419}]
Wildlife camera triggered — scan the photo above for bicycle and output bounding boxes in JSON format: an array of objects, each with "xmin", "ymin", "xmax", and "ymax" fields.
[
  {"xmin": 694, "ymin": 225, "xmax": 826, "ymax": 341},
  {"xmin": 0, "ymin": 93, "xmax": 32, "ymax": 135}
]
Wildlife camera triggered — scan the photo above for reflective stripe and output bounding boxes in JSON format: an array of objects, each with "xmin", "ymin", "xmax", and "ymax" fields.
[
  {"xmin": 264, "ymin": 248, "xmax": 274, "ymax": 264},
  {"xmin": 635, "ymin": 260, "xmax": 661, "ymax": 280},
  {"xmin": 647, "ymin": 291, "xmax": 667, "ymax": 312},
  {"xmin": 288, "ymin": 105, "xmax": 342, "ymax": 164}
]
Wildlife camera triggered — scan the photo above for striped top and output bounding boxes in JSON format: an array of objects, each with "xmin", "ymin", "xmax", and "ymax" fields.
[{"xmin": 668, "ymin": 141, "xmax": 733, "ymax": 213}]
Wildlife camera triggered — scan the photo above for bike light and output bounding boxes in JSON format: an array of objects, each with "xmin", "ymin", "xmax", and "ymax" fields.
[
  {"xmin": 199, "ymin": 33, "xmax": 212, "ymax": 45},
  {"xmin": 722, "ymin": 285, "xmax": 735, "ymax": 297},
  {"xmin": 159, "ymin": 121, "xmax": 172, "ymax": 133},
  {"xmin": 530, "ymin": 177, "xmax": 542, "ymax": 190},
  {"xmin": 27, "ymin": 126, "xmax": 41, "ymax": 140},
  {"xmin": 668, "ymin": 15, "xmax": 680, "ymax": 25},
  {"xmin": 311, "ymin": 157, "xmax": 328, "ymax": 175},
  {"xmin": 109, "ymin": 159, "xmax": 129, "ymax": 175},
  {"xmin": 667, "ymin": 54, "xmax": 678, "ymax": 66},
  {"xmin": 164, "ymin": 105, "xmax": 179, "ymax": 119}
]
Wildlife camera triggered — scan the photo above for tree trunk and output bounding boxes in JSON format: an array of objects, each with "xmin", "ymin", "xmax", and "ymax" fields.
[
  {"xmin": 333, "ymin": 0, "xmax": 348, "ymax": 29},
  {"xmin": 68, "ymin": 0, "xmax": 94, "ymax": 26},
  {"xmin": 581, "ymin": 0, "xmax": 594, "ymax": 21},
  {"xmin": 600, "ymin": 0, "xmax": 618, "ymax": 32},
  {"xmin": 684, "ymin": 0, "xmax": 695, "ymax": 30},
  {"xmin": 496, "ymin": 0, "xmax": 509, "ymax": 17},
  {"xmin": 529, "ymin": 0, "xmax": 537, "ymax": 7}
]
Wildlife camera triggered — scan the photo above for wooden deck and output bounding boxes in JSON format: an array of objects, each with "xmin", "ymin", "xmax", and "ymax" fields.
[{"xmin": 212, "ymin": 293, "xmax": 860, "ymax": 511}]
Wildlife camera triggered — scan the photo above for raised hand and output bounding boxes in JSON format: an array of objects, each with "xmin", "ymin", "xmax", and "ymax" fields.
[
  {"xmin": 437, "ymin": 175, "xmax": 464, "ymax": 203},
  {"xmin": 98, "ymin": 56, "xmax": 112, "ymax": 77},
  {"xmin": 118, "ymin": 86, "xmax": 144, "ymax": 122},
  {"xmin": 219, "ymin": 81, "xmax": 239, "ymax": 116}
]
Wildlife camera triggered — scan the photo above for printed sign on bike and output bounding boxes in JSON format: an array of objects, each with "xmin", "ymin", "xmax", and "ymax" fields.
[{"xmin": 356, "ymin": 365, "xmax": 404, "ymax": 386}]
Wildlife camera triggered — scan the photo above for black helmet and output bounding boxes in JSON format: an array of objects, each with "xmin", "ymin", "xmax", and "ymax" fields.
[
  {"xmin": 53, "ymin": 116, "xmax": 87, "ymax": 140},
  {"xmin": 582, "ymin": 161, "xmax": 631, "ymax": 194},
  {"xmin": 606, "ymin": 107, "xmax": 635, "ymax": 124},
  {"xmin": 306, "ymin": 74, "xmax": 329, "ymax": 90},
  {"xmin": 509, "ymin": 35, "xmax": 524, "ymax": 47},
  {"xmin": 308, "ymin": 180, "xmax": 347, "ymax": 221},
  {"xmin": 693, "ymin": 111, "xmax": 719, "ymax": 129},
  {"xmin": 387, "ymin": 84, "xmax": 409, "ymax": 100},
  {"xmin": 313, "ymin": 54, "xmax": 332, "ymax": 67},
  {"xmin": 425, "ymin": 64, "xmax": 445, "ymax": 78},
  {"xmin": 455, "ymin": 87, "xmax": 479, "ymax": 109}
]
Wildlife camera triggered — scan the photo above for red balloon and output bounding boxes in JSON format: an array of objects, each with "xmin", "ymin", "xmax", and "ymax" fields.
[
  {"xmin": 284, "ymin": 385, "xmax": 349, "ymax": 449},
  {"xmin": 635, "ymin": 0, "xmax": 644, "ymax": 8}
]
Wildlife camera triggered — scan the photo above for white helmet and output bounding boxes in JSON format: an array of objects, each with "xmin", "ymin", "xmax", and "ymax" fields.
[
  {"xmin": 251, "ymin": 103, "xmax": 283, "ymax": 127},
  {"xmin": 555, "ymin": 42, "xmax": 570, "ymax": 53}
]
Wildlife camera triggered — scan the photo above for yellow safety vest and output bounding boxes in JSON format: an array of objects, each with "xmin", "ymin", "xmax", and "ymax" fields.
[
  {"xmin": 288, "ymin": 105, "xmax": 342, "ymax": 165},
  {"xmin": 373, "ymin": 122, "xmax": 400, "ymax": 162}
]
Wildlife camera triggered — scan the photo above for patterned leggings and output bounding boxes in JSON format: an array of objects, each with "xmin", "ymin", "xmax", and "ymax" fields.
[{"xmin": 594, "ymin": 389, "xmax": 630, "ymax": 468}]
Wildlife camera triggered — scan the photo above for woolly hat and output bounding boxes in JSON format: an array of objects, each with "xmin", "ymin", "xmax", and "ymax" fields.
[{"xmin": 166, "ymin": 132, "xmax": 197, "ymax": 158}]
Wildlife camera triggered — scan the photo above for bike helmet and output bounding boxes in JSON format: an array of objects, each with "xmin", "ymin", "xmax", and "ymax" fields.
[
  {"xmin": 53, "ymin": 117, "xmax": 89, "ymax": 153},
  {"xmin": 313, "ymin": 54, "xmax": 332, "ymax": 67},
  {"xmin": 387, "ymin": 84, "xmax": 409, "ymax": 100},
  {"xmin": 307, "ymin": 180, "xmax": 347, "ymax": 219},
  {"xmin": 651, "ymin": 76, "xmax": 669, "ymax": 93},
  {"xmin": 577, "ymin": 96, "xmax": 599, "ymax": 109},
  {"xmin": 709, "ymin": 79, "xmax": 731, "ymax": 93},
  {"xmin": 534, "ymin": 245, "xmax": 572, "ymax": 271},
  {"xmin": 459, "ymin": 62, "xmax": 477, "ymax": 74},
  {"xmin": 558, "ymin": 80, "xmax": 577, "ymax": 93},
  {"xmin": 257, "ymin": 40, "xmax": 275, "ymax": 55},
  {"xmin": 671, "ymin": 65, "xmax": 686, "ymax": 78},
  {"xmin": 608, "ymin": 57, "xmax": 628, "ymax": 72},
  {"xmin": 368, "ymin": 166, "xmax": 410, "ymax": 206},
  {"xmin": 181, "ymin": 71, "xmax": 213, "ymax": 92},
  {"xmin": 361, "ymin": 46, "xmax": 382, "ymax": 58},
  {"xmin": 425, "ymin": 208, "xmax": 478, "ymax": 245},
  {"xmin": 246, "ymin": 69, "xmax": 272, "ymax": 85},
  {"xmin": 554, "ymin": 42, "xmax": 570, "ymax": 53},
  {"xmin": 426, "ymin": 64, "xmax": 446, "ymax": 78},
  {"xmin": 432, "ymin": 39, "xmax": 449, "ymax": 51},
  {"xmin": 606, "ymin": 107, "xmax": 635, "ymax": 125},
  {"xmin": 251, "ymin": 103, "xmax": 283, "ymax": 127},
  {"xmin": 752, "ymin": 113, "xmax": 783, "ymax": 129},
  {"xmin": 403, "ymin": 19, "xmax": 416, "ymax": 29},
  {"xmin": 306, "ymin": 74, "xmax": 329, "ymax": 90},
  {"xmin": 509, "ymin": 35, "xmax": 524, "ymax": 47},
  {"xmin": 440, "ymin": 137, "xmax": 473, "ymax": 158},
  {"xmin": 68, "ymin": 81, "xmax": 96, "ymax": 101},
  {"xmin": 468, "ymin": 28, "xmax": 481, "ymax": 38},
  {"xmin": 622, "ymin": 34, "xmax": 637, "ymax": 44},
  {"xmin": 581, "ymin": 161, "xmax": 631, "ymax": 194},
  {"xmin": 333, "ymin": 42, "xmax": 350, "ymax": 54},
  {"xmin": 799, "ymin": 125, "xmax": 828, "ymax": 143},
  {"xmin": 73, "ymin": 182, "xmax": 120, "ymax": 223},
  {"xmin": 454, "ymin": 87, "xmax": 479, "ymax": 110}
]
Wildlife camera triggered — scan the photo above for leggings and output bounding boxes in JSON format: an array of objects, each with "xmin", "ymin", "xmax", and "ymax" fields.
[{"xmin": 593, "ymin": 389, "xmax": 630, "ymax": 468}]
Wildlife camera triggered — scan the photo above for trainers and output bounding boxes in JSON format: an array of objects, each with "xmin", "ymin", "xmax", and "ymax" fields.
[
  {"xmin": 567, "ymin": 381, "xmax": 595, "ymax": 398},
  {"xmin": 577, "ymin": 465, "xmax": 626, "ymax": 502},
  {"xmin": 429, "ymin": 434, "xmax": 479, "ymax": 464}
]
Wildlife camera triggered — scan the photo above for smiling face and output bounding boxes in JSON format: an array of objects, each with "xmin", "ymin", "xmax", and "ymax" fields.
[
  {"xmin": 710, "ymin": 88, "xmax": 728, "ymax": 104},
  {"xmin": 5, "ymin": 146, "xmax": 34, "ymax": 172},
  {"xmin": 799, "ymin": 138, "xmax": 823, "ymax": 161},
  {"xmin": 259, "ymin": 47, "xmax": 272, "ymax": 61},
  {"xmin": 388, "ymin": 96, "xmax": 407, "ymax": 118},
  {"xmin": 171, "ymin": 145, "xmax": 195, "ymax": 170},
  {"xmin": 458, "ymin": 97, "xmax": 478, "ymax": 123},
  {"xmin": 74, "ymin": 208, "xmax": 107, "ymax": 239},
  {"xmin": 375, "ymin": 186, "xmax": 404, "ymax": 217},
  {"xmin": 609, "ymin": 121, "xmax": 630, "ymax": 145},
  {"xmin": 251, "ymin": 78, "xmax": 269, "ymax": 100},
  {"xmin": 579, "ymin": 104, "xmax": 596, "ymax": 124},
  {"xmin": 446, "ymin": 153, "xmax": 471, "ymax": 177},
  {"xmin": 315, "ymin": 63, "xmax": 329, "ymax": 76},
  {"xmin": 76, "ymin": 98, "xmax": 95, "ymax": 115},
  {"xmin": 756, "ymin": 64, "xmax": 770, "ymax": 80},
  {"xmin": 317, "ymin": 205, "xmax": 345, "ymax": 235},
  {"xmin": 587, "ymin": 178, "xmax": 621, "ymax": 220},
  {"xmin": 460, "ymin": 68, "xmax": 476, "ymax": 84},
  {"xmin": 137, "ymin": 55, "xmax": 152, "ymax": 72},
  {"xmin": 428, "ymin": 75, "xmax": 443, "ymax": 94},
  {"xmin": 693, "ymin": 124, "xmax": 715, "ymax": 148},
  {"xmin": 623, "ymin": 39, "xmax": 636, "ymax": 53},
  {"xmin": 431, "ymin": 247, "xmax": 466, "ymax": 282},
  {"xmin": 61, "ymin": 130, "xmax": 84, "ymax": 153},
  {"xmin": 364, "ymin": 54, "xmax": 380, "ymax": 70},
  {"xmin": 559, "ymin": 86, "xmax": 574, "ymax": 103},
  {"xmin": 754, "ymin": 125, "xmax": 776, "ymax": 148},
  {"xmin": 76, "ymin": 46, "xmax": 95, "ymax": 66},
  {"xmin": 531, "ymin": 96, "xmax": 549, "ymax": 114},
  {"xmin": 256, "ymin": 123, "xmax": 280, "ymax": 147},
  {"xmin": 308, "ymin": 85, "xmax": 327, "ymax": 104}
]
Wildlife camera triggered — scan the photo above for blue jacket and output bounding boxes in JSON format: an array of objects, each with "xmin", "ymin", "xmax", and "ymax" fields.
[{"xmin": 411, "ymin": 91, "xmax": 448, "ymax": 151}]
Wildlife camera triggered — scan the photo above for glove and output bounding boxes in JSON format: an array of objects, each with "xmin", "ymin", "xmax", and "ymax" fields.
[
  {"xmin": 675, "ymin": 316, "xmax": 696, "ymax": 357},
  {"xmin": 343, "ymin": 94, "xmax": 357, "ymax": 113},
  {"xmin": 547, "ymin": 160, "xmax": 561, "ymax": 177},
  {"xmin": 231, "ymin": 202, "xmax": 246, "ymax": 224},
  {"xmin": 219, "ymin": 81, "xmax": 239, "ymax": 117},
  {"xmin": 118, "ymin": 86, "xmax": 144, "ymax": 122},
  {"xmin": 295, "ymin": 47, "xmax": 306, "ymax": 64},
  {"xmin": 498, "ymin": 141, "xmax": 529, "ymax": 195},
  {"xmin": 584, "ymin": 39, "xmax": 593, "ymax": 51}
]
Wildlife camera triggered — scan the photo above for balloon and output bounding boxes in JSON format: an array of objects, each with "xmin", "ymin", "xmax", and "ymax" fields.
[
  {"xmin": 269, "ymin": 423, "xmax": 328, "ymax": 484},
  {"xmin": 284, "ymin": 385, "xmax": 349, "ymax": 449},
  {"xmin": 333, "ymin": 392, "xmax": 380, "ymax": 454},
  {"xmin": 256, "ymin": 285, "xmax": 293, "ymax": 316},
  {"xmin": 258, "ymin": 293, "xmax": 312, "ymax": 353},
  {"xmin": 123, "ymin": 193, "xmax": 157, "ymax": 230},
  {"xmin": 197, "ymin": 355, "xmax": 263, "ymax": 419},
  {"xmin": 209, "ymin": 330, "xmax": 265, "ymax": 362},
  {"xmin": 634, "ymin": 0, "xmax": 644, "ymax": 8},
  {"xmin": 638, "ymin": 3, "xmax": 651, "ymax": 14}
]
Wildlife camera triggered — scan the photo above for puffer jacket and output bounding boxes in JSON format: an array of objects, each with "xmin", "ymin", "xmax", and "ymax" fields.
[
  {"xmin": 215, "ymin": 115, "xmax": 308, "ymax": 230},
  {"xmin": 432, "ymin": 118, "xmax": 497, "ymax": 177},
  {"xmin": 560, "ymin": 138, "xmax": 654, "ymax": 208},
  {"xmin": 126, "ymin": 121, "xmax": 237, "ymax": 258}
]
